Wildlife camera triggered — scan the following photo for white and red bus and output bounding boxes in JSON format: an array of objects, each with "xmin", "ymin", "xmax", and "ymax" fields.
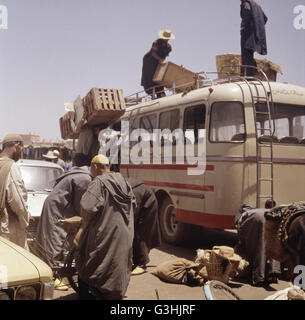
[{"xmin": 108, "ymin": 76, "xmax": 305, "ymax": 244}]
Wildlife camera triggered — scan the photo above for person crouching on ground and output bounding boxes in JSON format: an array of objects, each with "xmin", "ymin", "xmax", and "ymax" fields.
[{"xmin": 76, "ymin": 154, "xmax": 136, "ymax": 300}]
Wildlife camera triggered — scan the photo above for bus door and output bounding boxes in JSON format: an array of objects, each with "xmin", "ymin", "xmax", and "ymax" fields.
[
  {"xmin": 205, "ymin": 101, "xmax": 248, "ymax": 229},
  {"xmin": 169, "ymin": 104, "xmax": 207, "ymax": 227}
]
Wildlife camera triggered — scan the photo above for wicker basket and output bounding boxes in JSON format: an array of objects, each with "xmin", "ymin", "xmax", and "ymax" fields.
[
  {"xmin": 216, "ymin": 54, "xmax": 283, "ymax": 81},
  {"xmin": 202, "ymin": 250, "xmax": 233, "ymax": 284}
]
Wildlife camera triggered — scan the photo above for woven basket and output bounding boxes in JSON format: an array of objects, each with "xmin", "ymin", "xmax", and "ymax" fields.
[
  {"xmin": 203, "ymin": 250, "xmax": 233, "ymax": 284},
  {"xmin": 216, "ymin": 54, "xmax": 283, "ymax": 81}
]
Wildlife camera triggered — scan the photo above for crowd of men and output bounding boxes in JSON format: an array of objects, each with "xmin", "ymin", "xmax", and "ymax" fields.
[
  {"xmin": 0, "ymin": 133, "xmax": 161, "ymax": 299},
  {"xmin": 1, "ymin": 0, "xmax": 304, "ymax": 300}
]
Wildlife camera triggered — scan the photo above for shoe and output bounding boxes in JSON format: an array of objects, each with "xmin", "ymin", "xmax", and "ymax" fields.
[
  {"xmin": 131, "ymin": 266, "xmax": 147, "ymax": 275},
  {"xmin": 267, "ymin": 274, "xmax": 279, "ymax": 284},
  {"xmin": 252, "ymin": 280, "xmax": 268, "ymax": 287},
  {"xmin": 54, "ymin": 278, "xmax": 69, "ymax": 291}
]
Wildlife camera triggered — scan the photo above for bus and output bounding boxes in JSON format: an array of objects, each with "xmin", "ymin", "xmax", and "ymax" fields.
[{"xmin": 108, "ymin": 71, "xmax": 305, "ymax": 244}]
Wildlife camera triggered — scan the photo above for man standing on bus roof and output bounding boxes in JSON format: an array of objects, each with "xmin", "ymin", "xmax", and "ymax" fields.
[
  {"xmin": 141, "ymin": 29, "xmax": 175, "ymax": 99},
  {"xmin": 240, "ymin": 0, "xmax": 268, "ymax": 77}
]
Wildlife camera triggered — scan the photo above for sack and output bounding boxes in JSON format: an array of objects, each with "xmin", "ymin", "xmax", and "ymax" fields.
[{"xmin": 151, "ymin": 258, "xmax": 201, "ymax": 285}]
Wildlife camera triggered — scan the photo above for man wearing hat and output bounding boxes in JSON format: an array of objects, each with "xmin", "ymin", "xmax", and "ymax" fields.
[
  {"xmin": 141, "ymin": 29, "xmax": 175, "ymax": 99},
  {"xmin": 0, "ymin": 134, "xmax": 30, "ymax": 249},
  {"xmin": 53, "ymin": 150, "xmax": 66, "ymax": 170},
  {"xmin": 75, "ymin": 154, "xmax": 136, "ymax": 300},
  {"xmin": 42, "ymin": 150, "xmax": 58, "ymax": 163}
]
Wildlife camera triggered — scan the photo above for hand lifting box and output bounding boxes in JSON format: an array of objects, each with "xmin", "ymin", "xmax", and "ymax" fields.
[{"xmin": 153, "ymin": 61, "xmax": 203, "ymax": 93}]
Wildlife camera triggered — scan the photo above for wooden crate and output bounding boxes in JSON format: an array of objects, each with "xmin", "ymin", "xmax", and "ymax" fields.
[
  {"xmin": 153, "ymin": 61, "xmax": 202, "ymax": 93},
  {"xmin": 59, "ymin": 111, "xmax": 79, "ymax": 140},
  {"xmin": 83, "ymin": 88, "xmax": 126, "ymax": 126},
  {"xmin": 216, "ymin": 54, "xmax": 283, "ymax": 81}
]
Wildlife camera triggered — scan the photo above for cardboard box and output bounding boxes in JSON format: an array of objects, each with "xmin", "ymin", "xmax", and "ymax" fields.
[
  {"xmin": 216, "ymin": 54, "xmax": 283, "ymax": 81},
  {"xmin": 153, "ymin": 61, "xmax": 202, "ymax": 93},
  {"xmin": 83, "ymin": 88, "xmax": 126, "ymax": 126}
]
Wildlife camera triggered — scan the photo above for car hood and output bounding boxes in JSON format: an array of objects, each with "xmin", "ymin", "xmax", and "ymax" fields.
[
  {"xmin": 0, "ymin": 237, "xmax": 53, "ymax": 286},
  {"xmin": 27, "ymin": 192, "xmax": 49, "ymax": 217}
]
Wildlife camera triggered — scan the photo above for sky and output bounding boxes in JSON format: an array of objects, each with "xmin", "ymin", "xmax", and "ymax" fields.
[{"xmin": 0, "ymin": 0, "xmax": 304, "ymax": 141}]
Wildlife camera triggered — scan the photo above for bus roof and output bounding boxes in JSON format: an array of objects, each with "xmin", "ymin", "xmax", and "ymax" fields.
[{"xmin": 124, "ymin": 81, "xmax": 305, "ymax": 118}]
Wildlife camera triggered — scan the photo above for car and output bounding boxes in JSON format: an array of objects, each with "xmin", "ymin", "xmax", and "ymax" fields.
[
  {"xmin": 0, "ymin": 236, "xmax": 54, "ymax": 300},
  {"xmin": 16, "ymin": 159, "xmax": 64, "ymax": 239}
]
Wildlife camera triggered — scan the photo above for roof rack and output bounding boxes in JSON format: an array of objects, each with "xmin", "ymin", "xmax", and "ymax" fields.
[{"xmin": 124, "ymin": 66, "xmax": 271, "ymax": 106}]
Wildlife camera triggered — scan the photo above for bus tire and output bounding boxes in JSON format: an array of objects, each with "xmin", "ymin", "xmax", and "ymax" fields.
[{"xmin": 159, "ymin": 197, "xmax": 190, "ymax": 245}]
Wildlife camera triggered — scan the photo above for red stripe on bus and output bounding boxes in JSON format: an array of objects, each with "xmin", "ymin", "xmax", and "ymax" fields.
[
  {"xmin": 176, "ymin": 209, "xmax": 235, "ymax": 229},
  {"xmin": 143, "ymin": 180, "xmax": 214, "ymax": 192},
  {"xmin": 120, "ymin": 164, "xmax": 215, "ymax": 171}
]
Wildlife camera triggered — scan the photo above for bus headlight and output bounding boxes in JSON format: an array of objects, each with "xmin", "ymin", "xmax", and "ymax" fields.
[{"xmin": 15, "ymin": 286, "xmax": 37, "ymax": 300}]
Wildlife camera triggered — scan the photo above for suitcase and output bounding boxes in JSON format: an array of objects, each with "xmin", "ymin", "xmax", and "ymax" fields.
[
  {"xmin": 216, "ymin": 54, "xmax": 283, "ymax": 81},
  {"xmin": 153, "ymin": 61, "xmax": 203, "ymax": 93},
  {"xmin": 83, "ymin": 88, "xmax": 126, "ymax": 126}
]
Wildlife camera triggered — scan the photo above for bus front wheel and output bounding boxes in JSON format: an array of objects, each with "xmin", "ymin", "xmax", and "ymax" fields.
[{"xmin": 159, "ymin": 198, "xmax": 190, "ymax": 245}]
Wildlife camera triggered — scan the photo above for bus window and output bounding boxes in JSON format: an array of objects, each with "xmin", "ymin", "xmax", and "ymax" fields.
[
  {"xmin": 293, "ymin": 116, "xmax": 305, "ymax": 140},
  {"xmin": 209, "ymin": 102, "xmax": 245, "ymax": 142},
  {"xmin": 159, "ymin": 109, "xmax": 180, "ymax": 131},
  {"xmin": 256, "ymin": 103, "xmax": 305, "ymax": 144},
  {"xmin": 140, "ymin": 114, "xmax": 157, "ymax": 133},
  {"xmin": 183, "ymin": 105, "xmax": 206, "ymax": 144},
  {"xmin": 136, "ymin": 114, "xmax": 157, "ymax": 144},
  {"xmin": 159, "ymin": 109, "xmax": 180, "ymax": 145}
]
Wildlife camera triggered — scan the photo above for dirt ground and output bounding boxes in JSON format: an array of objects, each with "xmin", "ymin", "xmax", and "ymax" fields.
[{"xmin": 54, "ymin": 227, "xmax": 292, "ymax": 302}]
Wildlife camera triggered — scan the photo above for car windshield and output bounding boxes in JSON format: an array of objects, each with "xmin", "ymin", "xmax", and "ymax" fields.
[{"xmin": 19, "ymin": 166, "xmax": 63, "ymax": 192}]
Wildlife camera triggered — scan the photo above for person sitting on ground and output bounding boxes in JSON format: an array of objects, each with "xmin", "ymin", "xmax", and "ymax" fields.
[
  {"xmin": 35, "ymin": 153, "xmax": 92, "ymax": 290},
  {"xmin": 75, "ymin": 154, "xmax": 136, "ymax": 300},
  {"xmin": 234, "ymin": 199, "xmax": 281, "ymax": 287},
  {"xmin": 141, "ymin": 29, "xmax": 175, "ymax": 99},
  {"xmin": 128, "ymin": 177, "xmax": 162, "ymax": 275}
]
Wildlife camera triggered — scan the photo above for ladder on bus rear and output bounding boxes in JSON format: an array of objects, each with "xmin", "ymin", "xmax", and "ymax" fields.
[{"xmin": 242, "ymin": 69, "xmax": 275, "ymax": 208}]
